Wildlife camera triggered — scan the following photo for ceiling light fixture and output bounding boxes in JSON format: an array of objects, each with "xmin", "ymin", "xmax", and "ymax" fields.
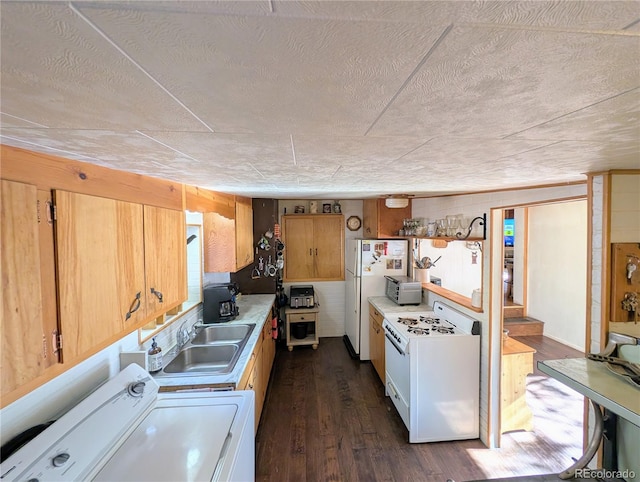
[{"xmin": 384, "ymin": 195, "xmax": 410, "ymax": 209}]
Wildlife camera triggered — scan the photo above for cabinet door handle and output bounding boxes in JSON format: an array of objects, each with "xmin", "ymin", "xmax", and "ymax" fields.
[
  {"xmin": 309, "ymin": 248, "xmax": 312, "ymax": 256},
  {"xmin": 315, "ymin": 248, "xmax": 318, "ymax": 256},
  {"xmin": 125, "ymin": 291, "xmax": 142, "ymax": 320},
  {"xmin": 150, "ymin": 287, "xmax": 164, "ymax": 303}
]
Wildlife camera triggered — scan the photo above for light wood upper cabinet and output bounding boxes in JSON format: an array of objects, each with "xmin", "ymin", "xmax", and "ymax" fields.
[
  {"xmin": 363, "ymin": 199, "xmax": 411, "ymax": 238},
  {"xmin": 143, "ymin": 205, "xmax": 187, "ymax": 320},
  {"xmin": 313, "ymin": 215, "xmax": 344, "ymax": 279},
  {"xmin": 1, "ymin": 146, "xmax": 189, "ymax": 408},
  {"xmin": 1, "ymin": 180, "xmax": 52, "ymax": 399},
  {"xmin": 235, "ymin": 196, "xmax": 254, "ymax": 270},
  {"xmin": 283, "ymin": 214, "xmax": 344, "ymax": 282},
  {"xmin": 54, "ymin": 191, "xmax": 147, "ymax": 361},
  {"xmin": 282, "ymin": 216, "xmax": 314, "ymax": 280},
  {"xmin": 203, "ymin": 195, "xmax": 254, "ymax": 273}
]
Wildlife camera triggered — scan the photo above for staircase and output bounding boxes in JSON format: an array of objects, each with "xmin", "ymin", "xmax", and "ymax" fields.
[
  {"xmin": 503, "ymin": 303, "xmax": 544, "ymax": 335},
  {"xmin": 504, "ymin": 315, "xmax": 545, "ymax": 336},
  {"xmin": 503, "ymin": 304, "xmax": 524, "ymax": 319}
]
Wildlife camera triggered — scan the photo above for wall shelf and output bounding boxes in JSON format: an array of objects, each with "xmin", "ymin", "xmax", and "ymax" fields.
[{"xmin": 423, "ymin": 283, "xmax": 483, "ymax": 313}]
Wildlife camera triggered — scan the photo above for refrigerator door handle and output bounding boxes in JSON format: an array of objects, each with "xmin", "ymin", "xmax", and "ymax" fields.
[
  {"xmin": 353, "ymin": 274, "xmax": 358, "ymax": 313},
  {"xmin": 353, "ymin": 243, "xmax": 359, "ymax": 275}
]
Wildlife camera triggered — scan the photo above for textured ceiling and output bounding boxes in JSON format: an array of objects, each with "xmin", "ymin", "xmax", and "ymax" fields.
[{"xmin": 1, "ymin": 1, "xmax": 639, "ymax": 199}]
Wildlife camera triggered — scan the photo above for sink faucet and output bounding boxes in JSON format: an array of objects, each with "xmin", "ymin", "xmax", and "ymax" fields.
[
  {"xmin": 192, "ymin": 319, "xmax": 204, "ymax": 334},
  {"xmin": 177, "ymin": 321, "xmax": 190, "ymax": 349}
]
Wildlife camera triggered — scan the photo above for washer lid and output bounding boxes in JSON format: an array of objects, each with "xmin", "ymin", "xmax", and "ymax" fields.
[{"xmin": 94, "ymin": 401, "xmax": 237, "ymax": 481}]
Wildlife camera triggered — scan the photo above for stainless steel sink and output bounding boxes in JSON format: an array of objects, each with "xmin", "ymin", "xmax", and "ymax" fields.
[
  {"xmin": 163, "ymin": 344, "xmax": 239, "ymax": 374},
  {"xmin": 157, "ymin": 323, "xmax": 256, "ymax": 377},
  {"xmin": 191, "ymin": 323, "xmax": 255, "ymax": 345}
]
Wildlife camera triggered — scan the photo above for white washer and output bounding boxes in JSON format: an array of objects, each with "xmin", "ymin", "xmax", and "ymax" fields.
[{"xmin": 0, "ymin": 364, "xmax": 255, "ymax": 482}]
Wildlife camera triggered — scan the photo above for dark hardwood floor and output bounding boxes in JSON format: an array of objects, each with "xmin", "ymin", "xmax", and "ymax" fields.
[{"xmin": 256, "ymin": 337, "xmax": 585, "ymax": 482}]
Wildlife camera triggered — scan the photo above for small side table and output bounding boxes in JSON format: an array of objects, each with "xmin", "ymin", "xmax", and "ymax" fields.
[{"xmin": 284, "ymin": 305, "xmax": 319, "ymax": 351}]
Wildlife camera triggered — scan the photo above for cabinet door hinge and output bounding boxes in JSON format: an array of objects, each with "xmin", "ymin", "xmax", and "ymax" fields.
[
  {"xmin": 40, "ymin": 200, "xmax": 56, "ymax": 224},
  {"xmin": 52, "ymin": 330, "xmax": 63, "ymax": 354}
]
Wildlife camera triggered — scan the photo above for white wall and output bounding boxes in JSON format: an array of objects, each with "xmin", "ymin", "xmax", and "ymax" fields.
[
  {"xmin": 417, "ymin": 239, "xmax": 482, "ymax": 299},
  {"xmin": 527, "ymin": 201, "xmax": 587, "ymax": 351},
  {"xmin": 412, "ymin": 182, "xmax": 587, "ymax": 448}
]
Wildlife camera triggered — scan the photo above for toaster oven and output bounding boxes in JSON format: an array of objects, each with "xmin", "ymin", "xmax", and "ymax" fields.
[{"xmin": 385, "ymin": 275, "xmax": 422, "ymax": 305}]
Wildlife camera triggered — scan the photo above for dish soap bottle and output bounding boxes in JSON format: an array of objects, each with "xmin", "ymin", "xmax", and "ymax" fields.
[{"xmin": 147, "ymin": 337, "xmax": 163, "ymax": 372}]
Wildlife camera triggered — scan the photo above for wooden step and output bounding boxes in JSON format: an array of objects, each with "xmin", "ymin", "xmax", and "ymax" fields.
[
  {"xmin": 504, "ymin": 317, "xmax": 544, "ymax": 336},
  {"xmin": 503, "ymin": 304, "xmax": 524, "ymax": 319}
]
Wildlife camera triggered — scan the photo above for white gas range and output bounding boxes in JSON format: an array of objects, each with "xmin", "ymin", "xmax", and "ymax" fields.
[{"xmin": 383, "ymin": 301, "xmax": 480, "ymax": 443}]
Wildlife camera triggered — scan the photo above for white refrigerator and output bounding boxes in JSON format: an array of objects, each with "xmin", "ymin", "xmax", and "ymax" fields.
[{"xmin": 344, "ymin": 238, "xmax": 409, "ymax": 360}]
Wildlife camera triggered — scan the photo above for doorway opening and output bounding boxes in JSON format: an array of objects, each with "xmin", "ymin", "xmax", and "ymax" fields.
[{"xmin": 496, "ymin": 199, "xmax": 587, "ymax": 452}]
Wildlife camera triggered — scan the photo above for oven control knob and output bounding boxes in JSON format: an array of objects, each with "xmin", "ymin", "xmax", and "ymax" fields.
[
  {"xmin": 52, "ymin": 452, "xmax": 70, "ymax": 467},
  {"xmin": 127, "ymin": 381, "xmax": 146, "ymax": 397}
]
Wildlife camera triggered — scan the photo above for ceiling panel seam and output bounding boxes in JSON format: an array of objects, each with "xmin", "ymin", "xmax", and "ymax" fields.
[
  {"xmin": 364, "ymin": 24, "xmax": 453, "ymax": 137},
  {"xmin": 249, "ymin": 164, "xmax": 267, "ymax": 179},
  {"xmin": 463, "ymin": 22, "xmax": 640, "ymax": 37},
  {"xmin": 393, "ymin": 137, "xmax": 437, "ymax": 162},
  {"xmin": 0, "ymin": 112, "xmax": 49, "ymax": 128},
  {"xmin": 0, "ymin": 134, "xmax": 100, "ymax": 161},
  {"xmin": 623, "ymin": 18, "xmax": 640, "ymax": 30},
  {"xmin": 68, "ymin": 2, "xmax": 215, "ymax": 133},
  {"xmin": 290, "ymin": 134, "xmax": 298, "ymax": 166},
  {"xmin": 135, "ymin": 130, "xmax": 201, "ymax": 162},
  {"xmin": 502, "ymin": 86, "xmax": 640, "ymax": 139}
]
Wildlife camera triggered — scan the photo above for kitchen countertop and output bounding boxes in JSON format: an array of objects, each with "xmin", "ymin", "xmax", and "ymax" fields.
[
  {"xmin": 368, "ymin": 296, "xmax": 433, "ymax": 317},
  {"xmin": 538, "ymin": 357, "xmax": 640, "ymax": 427},
  {"xmin": 503, "ymin": 337, "xmax": 536, "ymax": 355},
  {"xmin": 153, "ymin": 294, "xmax": 275, "ymax": 390}
]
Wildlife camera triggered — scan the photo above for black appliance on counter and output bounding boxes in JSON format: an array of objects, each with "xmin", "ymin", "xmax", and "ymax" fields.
[
  {"xmin": 203, "ymin": 283, "xmax": 240, "ymax": 323},
  {"xmin": 289, "ymin": 285, "xmax": 315, "ymax": 308}
]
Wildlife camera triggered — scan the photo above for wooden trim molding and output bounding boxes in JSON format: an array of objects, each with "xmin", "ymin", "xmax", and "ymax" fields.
[
  {"xmin": 422, "ymin": 283, "xmax": 483, "ymax": 313},
  {"xmin": 1, "ymin": 145, "xmax": 183, "ymax": 210},
  {"xmin": 184, "ymin": 184, "xmax": 235, "ymax": 218},
  {"xmin": 412, "ymin": 180, "xmax": 587, "ymax": 199},
  {"xmin": 601, "ymin": 174, "xmax": 612, "ymax": 347}
]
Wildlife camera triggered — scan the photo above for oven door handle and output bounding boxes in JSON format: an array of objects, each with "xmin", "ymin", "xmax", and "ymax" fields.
[{"xmin": 385, "ymin": 333, "xmax": 405, "ymax": 355}]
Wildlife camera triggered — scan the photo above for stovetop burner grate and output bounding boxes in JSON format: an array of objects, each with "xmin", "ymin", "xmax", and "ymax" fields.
[
  {"xmin": 431, "ymin": 326, "xmax": 454, "ymax": 334},
  {"xmin": 419, "ymin": 316, "xmax": 441, "ymax": 324},
  {"xmin": 407, "ymin": 326, "xmax": 430, "ymax": 335},
  {"xmin": 397, "ymin": 317, "xmax": 418, "ymax": 326}
]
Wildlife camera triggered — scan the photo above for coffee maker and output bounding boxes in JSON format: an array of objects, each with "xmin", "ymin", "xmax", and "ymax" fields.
[{"xmin": 203, "ymin": 283, "xmax": 239, "ymax": 323}]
